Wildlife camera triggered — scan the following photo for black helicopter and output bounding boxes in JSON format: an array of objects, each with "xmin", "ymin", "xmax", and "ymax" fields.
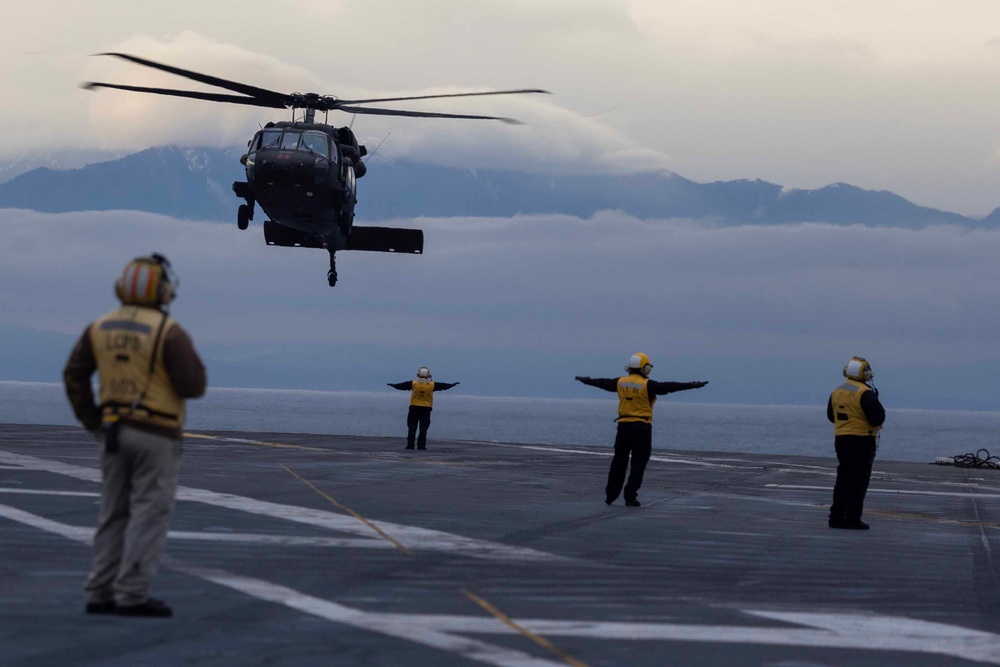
[{"xmin": 82, "ymin": 53, "xmax": 548, "ymax": 286}]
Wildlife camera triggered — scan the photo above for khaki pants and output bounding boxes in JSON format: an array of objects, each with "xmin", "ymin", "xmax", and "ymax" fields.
[{"xmin": 84, "ymin": 424, "xmax": 181, "ymax": 605}]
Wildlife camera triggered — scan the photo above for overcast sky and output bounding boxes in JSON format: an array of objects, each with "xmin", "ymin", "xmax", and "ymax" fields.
[{"xmin": 5, "ymin": 1, "xmax": 1000, "ymax": 215}]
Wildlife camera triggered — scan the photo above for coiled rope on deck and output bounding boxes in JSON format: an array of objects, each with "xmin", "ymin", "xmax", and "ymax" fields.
[{"xmin": 951, "ymin": 449, "xmax": 1000, "ymax": 469}]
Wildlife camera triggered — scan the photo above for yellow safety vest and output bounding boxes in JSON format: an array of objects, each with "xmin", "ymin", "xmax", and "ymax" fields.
[
  {"xmin": 617, "ymin": 374, "xmax": 655, "ymax": 423},
  {"xmin": 831, "ymin": 379, "xmax": 880, "ymax": 437},
  {"xmin": 90, "ymin": 305, "xmax": 185, "ymax": 430},
  {"xmin": 410, "ymin": 379, "xmax": 435, "ymax": 407}
]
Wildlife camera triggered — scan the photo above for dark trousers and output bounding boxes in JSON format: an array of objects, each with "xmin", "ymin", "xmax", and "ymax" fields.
[
  {"xmin": 830, "ymin": 436, "xmax": 877, "ymax": 521},
  {"xmin": 406, "ymin": 405, "xmax": 432, "ymax": 449},
  {"xmin": 606, "ymin": 421, "xmax": 653, "ymax": 502}
]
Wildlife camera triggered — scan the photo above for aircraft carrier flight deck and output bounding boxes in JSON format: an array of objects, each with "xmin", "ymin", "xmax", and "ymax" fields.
[{"xmin": 1, "ymin": 423, "xmax": 998, "ymax": 666}]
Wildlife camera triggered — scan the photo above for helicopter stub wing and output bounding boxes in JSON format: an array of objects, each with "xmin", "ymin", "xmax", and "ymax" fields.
[
  {"xmin": 263, "ymin": 221, "xmax": 423, "ymax": 254},
  {"xmin": 346, "ymin": 226, "xmax": 423, "ymax": 254}
]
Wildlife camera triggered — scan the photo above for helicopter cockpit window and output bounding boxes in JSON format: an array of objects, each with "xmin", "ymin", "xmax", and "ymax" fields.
[
  {"xmin": 258, "ymin": 129, "xmax": 282, "ymax": 150},
  {"xmin": 280, "ymin": 131, "xmax": 302, "ymax": 150},
  {"xmin": 300, "ymin": 132, "xmax": 330, "ymax": 159}
]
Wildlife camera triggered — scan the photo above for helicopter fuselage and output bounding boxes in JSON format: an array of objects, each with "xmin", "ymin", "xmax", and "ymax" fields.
[
  {"xmin": 236, "ymin": 121, "xmax": 363, "ymax": 250},
  {"xmin": 83, "ymin": 51, "xmax": 542, "ymax": 286}
]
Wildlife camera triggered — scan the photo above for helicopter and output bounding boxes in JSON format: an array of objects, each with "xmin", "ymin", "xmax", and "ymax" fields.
[{"xmin": 81, "ymin": 53, "xmax": 549, "ymax": 286}]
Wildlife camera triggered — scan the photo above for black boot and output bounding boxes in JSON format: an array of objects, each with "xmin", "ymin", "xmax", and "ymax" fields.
[{"xmin": 115, "ymin": 598, "xmax": 173, "ymax": 618}]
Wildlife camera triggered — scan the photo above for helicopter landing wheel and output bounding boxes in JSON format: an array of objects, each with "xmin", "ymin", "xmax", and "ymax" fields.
[
  {"xmin": 327, "ymin": 251, "xmax": 338, "ymax": 286},
  {"xmin": 237, "ymin": 204, "xmax": 250, "ymax": 230}
]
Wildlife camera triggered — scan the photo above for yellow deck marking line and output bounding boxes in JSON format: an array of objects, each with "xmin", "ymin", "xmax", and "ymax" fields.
[
  {"xmin": 281, "ymin": 464, "xmax": 413, "ymax": 555},
  {"xmin": 185, "ymin": 432, "xmax": 321, "ymax": 451},
  {"xmin": 282, "ymin": 464, "xmax": 584, "ymax": 664},
  {"xmin": 461, "ymin": 589, "xmax": 591, "ymax": 667}
]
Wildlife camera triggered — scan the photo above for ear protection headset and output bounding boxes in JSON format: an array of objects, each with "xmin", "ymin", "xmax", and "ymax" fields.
[
  {"xmin": 115, "ymin": 253, "xmax": 177, "ymax": 307},
  {"xmin": 417, "ymin": 367, "xmax": 431, "ymax": 379},
  {"xmin": 627, "ymin": 353, "xmax": 653, "ymax": 378},
  {"xmin": 843, "ymin": 356, "xmax": 873, "ymax": 382}
]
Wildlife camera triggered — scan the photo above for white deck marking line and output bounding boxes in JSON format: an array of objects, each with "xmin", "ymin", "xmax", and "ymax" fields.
[
  {"xmin": 283, "ymin": 463, "xmax": 413, "ymax": 555},
  {"xmin": 461, "ymin": 589, "xmax": 591, "ymax": 667},
  {"xmin": 167, "ymin": 531, "xmax": 395, "ymax": 548},
  {"xmin": 184, "ymin": 433, "xmax": 323, "ymax": 451},
  {"xmin": 0, "ymin": 503, "xmax": 565, "ymax": 667},
  {"xmin": 377, "ymin": 612, "xmax": 1000, "ymax": 664},
  {"xmin": 765, "ymin": 483, "xmax": 1000, "ymax": 500},
  {"xmin": 462, "ymin": 440, "xmax": 845, "ymax": 473},
  {"xmin": 3, "ymin": 503, "xmax": 999, "ymax": 666},
  {"xmin": 463, "ymin": 441, "xmax": 746, "ymax": 468},
  {"xmin": 167, "ymin": 561, "xmax": 570, "ymax": 667},
  {"xmin": 0, "ymin": 502, "xmax": 92, "ymax": 541},
  {"xmin": 0, "ymin": 449, "xmax": 569, "ymax": 563},
  {"xmin": 281, "ymin": 465, "xmax": 587, "ymax": 664},
  {"xmin": 0, "ymin": 487, "xmax": 99, "ymax": 497},
  {"xmin": 970, "ymin": 498, "xmax": 997, "ymax": 574},
  {"xmin": 0, "ymin": 503, "xmax": 396, "ymax": 548}
]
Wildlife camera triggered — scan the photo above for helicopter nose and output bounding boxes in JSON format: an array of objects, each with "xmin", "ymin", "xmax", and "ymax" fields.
[{"xmin": 256, "ymin": 155, "xmax": 312, "ymax": 184}]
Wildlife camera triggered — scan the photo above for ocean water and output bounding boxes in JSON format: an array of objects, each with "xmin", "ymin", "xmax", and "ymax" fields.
[{"xmin": 2, "ymin": 381, "xmax": 998, "ymax": 463}]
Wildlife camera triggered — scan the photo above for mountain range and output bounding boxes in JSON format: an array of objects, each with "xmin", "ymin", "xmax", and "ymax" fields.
[{"xmin": 0, "ymin": 145, "xmax": 994, "ymax": 227}]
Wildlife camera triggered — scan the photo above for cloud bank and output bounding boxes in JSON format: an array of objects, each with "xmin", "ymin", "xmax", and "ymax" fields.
[{"xmin": 1, "ymin": 208, "xmax": 997, "ymax": 409}]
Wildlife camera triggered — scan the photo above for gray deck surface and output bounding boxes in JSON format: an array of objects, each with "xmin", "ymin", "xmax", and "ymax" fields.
[{"xmin": 1, "ymin": 423, "xmax": 998, "ymax": 666}]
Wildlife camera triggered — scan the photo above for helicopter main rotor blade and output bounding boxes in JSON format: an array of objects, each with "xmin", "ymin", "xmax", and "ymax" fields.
[
  {"xmin": 338, "ymin": 89, "xmax": 551, "ymax": 105},
  {"xmin": 94, "ymin": 52, "xmax": 289, "ymax": 106},
  {"xmin": 337, "ymin": 105, "xmax": 523, "ymax": 124},
  {"xmin": 81, "ymin": 82, "xmax": 288, "ymax": 109}
]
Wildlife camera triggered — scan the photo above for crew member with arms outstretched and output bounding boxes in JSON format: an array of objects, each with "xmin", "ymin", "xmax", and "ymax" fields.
[
  {"xmin": 827, "ymin": 356, "xmax": 885, "ymax": 530},
  {"xmin": 63, "ymin": 254, "xmax": 206, "ymax": 618},
  {"xmin": 576, "ymin": 353, "xmax": 708, "ymax": 507},
  {"xmin": 387, "ymin": 367, "xmax": 459, "ymax": 450}
]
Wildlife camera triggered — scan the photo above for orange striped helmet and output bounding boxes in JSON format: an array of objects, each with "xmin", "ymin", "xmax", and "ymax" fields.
[{"xmin": 114, "ymin": 254, "xmax": 176, "ymax": 306}]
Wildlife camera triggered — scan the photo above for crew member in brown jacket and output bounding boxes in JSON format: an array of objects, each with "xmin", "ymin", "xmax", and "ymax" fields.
[{"xmin": 64, "ymin": 254, "xmax": 206, "ymax": 618}]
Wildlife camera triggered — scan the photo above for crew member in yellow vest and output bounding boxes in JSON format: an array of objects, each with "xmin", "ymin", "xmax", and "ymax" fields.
[
  {"xmin": 387, "ymin": 367, "xmax": 460, "ymax": 450},
  {"xmin": 827, "ymin": 356, "xmax": 885, "ymax": 530},
  {"xmin": 63, "ymin": 254, "xmax": 206, "ymax": 617},
  {"xmin": 576, "ymin": 353, "xmax": 708, "ymax": 507}
]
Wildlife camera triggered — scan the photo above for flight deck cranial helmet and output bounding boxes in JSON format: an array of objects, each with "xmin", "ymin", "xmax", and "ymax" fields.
[
  {"xmin": 114, "ymin": 253, "xmax": 177, "ymax": 308},
  {"xmin": 416, "ymin": 366, "xmax": 431, "ymax": 379},
  {"xmin": 627, "ymin": 353, "xmax": 653, "ymax": 378},
  {"xmin": 843, "ymin": 356, "xmax": 874, "ymax": 383}
]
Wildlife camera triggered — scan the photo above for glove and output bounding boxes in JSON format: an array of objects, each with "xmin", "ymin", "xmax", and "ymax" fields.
[
  {"xmin": 872, "ymin": 387, "xmax": 879, "ymax": 397},
  {"xmin": 575, "ymin": 376, "xmax": 590, "ymax": 382},
  {"xmin": 695, "ymin": 381, "xmax": 709, "ymax": 388},
  {"xmin": 386, "ymin": 383, "xmax": 393, "ymax": 387},
  {"xmin": 453, "ymin": 382, "xmax": 461, "ymax": 386}
]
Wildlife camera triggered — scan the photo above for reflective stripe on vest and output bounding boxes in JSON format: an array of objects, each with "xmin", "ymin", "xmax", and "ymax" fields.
[
  {"xmin": 90, "ymin": 305, "xmax": 184, "ymax": 430},
  {"xmin": 617, "ymin": 374, "xmax": 655, "ymax": 423},
  {"xmin": 831, "ymin": 380, "xmax": 878, "ymax": 437},
  {"xmin": 410, "ymin": 379, "xmax": 435, "ymax": 407}
]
